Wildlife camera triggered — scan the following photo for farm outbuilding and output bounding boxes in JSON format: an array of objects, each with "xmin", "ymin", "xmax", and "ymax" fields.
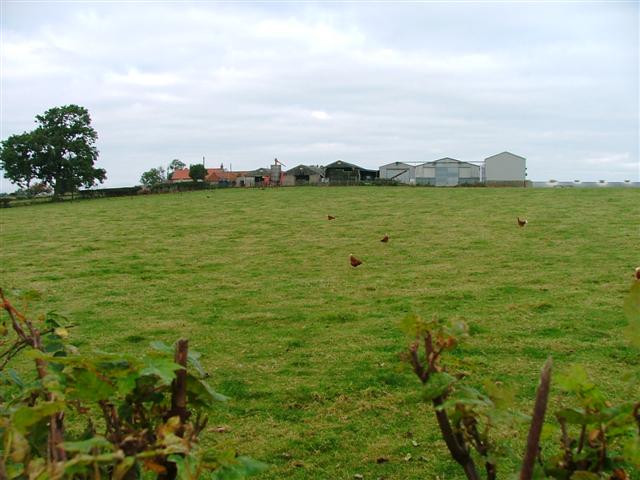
[
  {"xmin": 236, "ymin": 168, "xmax": 272, "ymax": 187},
  {"xmin": 415, "ymin": 158, "xmax": 481, "ymax": 186},
  {"xmin": 379, "ymin": 162, "xmax": 416, "ymax": 184},
  {"xmin": 484, "ymin": 152, "xmax": 526, "ymax": 186},
  {"xmin": 282, "ymin": 165, "xmax": 324, "ymax": 186},
  {"xmin": 324, "ymin": 160, "xmax": 379, "ymax": 184}
]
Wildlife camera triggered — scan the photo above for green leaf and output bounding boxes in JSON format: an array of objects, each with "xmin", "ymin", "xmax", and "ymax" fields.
[
  {"xmin": 140, "ymin": 356, "xmax": 183, "ymax": 386},
  {"xmin": 483, "ymin": 380, "xmax": 516, "ymax": 409},
  {"xmin": 168, "ymin": 454, "xmax": 196, "ymax": 480},
  {"xmin": 556, "ymin": 364, "xmax": 593, "ymax": 393},
  {"xmin": 150, "ymin": 341, "xmax": 208, "ymax": 377},
  {"xmin": 149, "ymin": 340, "xmax": 173, "ymax": 354},
  {"xmin": 112, "ymin": 456, "xmax": 137, "ymax": 480},
  {"xmin": 423, "ymin": 372, "xmax": 456, "ymax": 401},
  {"xmin": 555, "ymin": 407, "xmax": 599, "ymax": 425},
  {"xmin": 623, "ymin": 436, "xmax": 640, "ymax": 467},
  {"xmin": 45, "ymin": 311, "xmax": 67, "ymax": 328},
  {"xmin": 186, "ymin": 373, "xmax": 229, "ymax": 407},
  {"xmin": 61, "ymin": 436, "xmax": 112, "ymax": 454},
  {"xmin": 7, "ymin": 369, "xmax": 23, "ymax": 388},
  {"xmin": 67, "ymin": 368, "xmax": 116, "ymax": 402},
  {"xmin": 12, "ymin": 401, "xmax": 65, "ymax": 433},
  {"xmin": 623, "ymin": 281, "xmax": 640, "ymax": 347}
]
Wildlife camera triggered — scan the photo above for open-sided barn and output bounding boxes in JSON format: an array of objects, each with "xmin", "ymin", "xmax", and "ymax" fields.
[
  {"xmin": 324, "ymin": 160, "xmax": 378, "ymax": 184},
  {"xmin": 415, "ymin": 158, "xmax": 481, "ymax": 186},
  {"xmin": 282, "ymin": 165, "xmax": 324, "ymax": 186}
]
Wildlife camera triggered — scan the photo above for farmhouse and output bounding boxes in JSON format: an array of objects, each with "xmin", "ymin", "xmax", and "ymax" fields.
[
  {"xmin": 379, "ymin": 162, "xmax": 416, "ymax": 184},
  {"xmin": 484, "ymin": 152, "xmax": 526, "ymax": 186},
  {"xmin": 282, "ymin": 165, "xmax": 324, "ymax": 186},
  {"xmin": 170, "ymin": 167, "xmax": 241, "ymax": 186},
  {"xmin": 324, "ymin": 160, "xmax": 379, "ymax": 184},
  {"xmin": 415, "ymin": 158, "xmax": 481, "ymax": 186}
]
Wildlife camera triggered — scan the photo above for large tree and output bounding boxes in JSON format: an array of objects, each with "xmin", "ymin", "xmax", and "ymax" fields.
[
  {"xmin": 189, "ymin": 163, "xmax": 206, "ymax": 182},
  {"xmin": 0, "ymin": 105, "xmax": 106, "ymax": 199},
  {"xmin": 140, "ymin": 166, "xmax": 166, "ymax": 188},
  {"xmin": 167, "ymin": 158, "xmax": 186, "ymax": 180}
]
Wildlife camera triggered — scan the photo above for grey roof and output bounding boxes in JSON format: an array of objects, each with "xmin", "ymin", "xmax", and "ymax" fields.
[
  {"xmin": 324, "ymin": 160, "xmax": 377, "ymax": 173},
  {"xmin": 379, "ymin": 161, "xmax": 414, "ymax": 169},
  {"xmin": 484, "ymin": 151, "xmax": 526, "ymax": 161},
  {"xmin": 421, "ymin": 158, "xmax": 479, "ymax": 168},
  {"xmin": 244, "ymin": 168, "xmax": 271, "ymax": 176},
  {"xmin": 324, "ymin": 159, "xmax": 361, "ymax": 170},
  {"xmin": 285, "ymin": 164, "xmax": 324, "ymax": 176}
]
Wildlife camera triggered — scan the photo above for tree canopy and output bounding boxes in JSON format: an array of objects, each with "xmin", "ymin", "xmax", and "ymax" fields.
[
  {"xmin": 189, "ymin": 163, "xmax": 206, "ymax": 182},
  {"xmin": 140, "ymin": 167, "xmax": 166, "ymax": 188},
  {"xmin": 167, "ymin": 159, "xmax": 186, "ymax": 180},
  {"xmin": 0, "ymin": 105, "xmax": 106, "ymax": 198}
]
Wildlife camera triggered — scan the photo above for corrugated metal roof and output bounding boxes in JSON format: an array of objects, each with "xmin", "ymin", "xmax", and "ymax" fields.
[{"xmin": 285, "ymin": 164, "xmax": 324, "ymax": 176}]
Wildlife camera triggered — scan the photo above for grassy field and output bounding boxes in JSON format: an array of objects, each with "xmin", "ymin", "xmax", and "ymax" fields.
[{"xmin": 1, "ymin": 186, "xmax": 639, "ymax": 479}]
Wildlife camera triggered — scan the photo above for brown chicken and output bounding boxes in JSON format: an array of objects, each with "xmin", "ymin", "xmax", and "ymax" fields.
[
  {"xmin": 635, "ymin": 266, "xmax": 640, "ymax": 280},
  {"xmin": 350, "ymin": 254, "xmax": 363, "ymax": 267},
  {"xmin": 380, "ymin": 234, "xmax": 389, "ymax": 243},
  {"xmin": 517, "ymin": 217, "xmax": 528, "ymax": 227},
  {"xmin": 327, "ymin": 215, "xmax": 336, "ymax": 220}
]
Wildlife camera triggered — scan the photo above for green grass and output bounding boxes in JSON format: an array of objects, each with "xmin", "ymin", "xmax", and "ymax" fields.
[{"xmin": 1, "ymin": 186, "xmax": 639, "ymax": 478}]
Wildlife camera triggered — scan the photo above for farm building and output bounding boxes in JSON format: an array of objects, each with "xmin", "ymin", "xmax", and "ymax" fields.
[
  {"xmin": 484, "ymin": 152, "xmax": 526, "ymax": 186},
  {"xmin": 415, "ymin": 158, "xmax": 481, "ymax": 186},
  {"xmin": 170, "ymin": 167, "xmax": 240, "ymax": 186},
  {"xmin": 324, "ymin": 160, "xmax": 379, "ymax": 184},
  {"xmin": 170, "ymin": 168, "xmax": 225, "ymax": 183},
  {"xmin": 379, "ymin": 162, "xmax": 416, "ymax": 184},
  {"xmin": 236, "ymin": 168, "xmax": 272, "ymax": 187},
  {"xmin": 282, "ymin": 165, "xmax": 324, "ymax": 186}
]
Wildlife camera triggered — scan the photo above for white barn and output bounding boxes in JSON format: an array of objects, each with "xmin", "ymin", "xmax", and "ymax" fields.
[
  {"xmin": 379, "ymin": 162, "xmax": 416, "ymax": 184},
  {"xmin": 484, "ymin": 152, "xmax": 526, "ymax": 186},
  {"xmin": 415, "ymin": 158, "xmax": 481, "ymax": 186}
]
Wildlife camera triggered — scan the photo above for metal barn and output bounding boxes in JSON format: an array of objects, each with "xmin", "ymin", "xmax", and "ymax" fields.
[
  {"xmin": 378, "ymin": 162, "xmax": 416, "ymax": 184},
  {"xmin": 415, "ymin": 158, "xmax": 481, "ymax": 186},
  {"xmin": 484, "ymin": 152, "xmax": 526, "ymax": 186},
  {"xmin": 324, "ymin": 160, "xmax": 378, "ymax": 184}
]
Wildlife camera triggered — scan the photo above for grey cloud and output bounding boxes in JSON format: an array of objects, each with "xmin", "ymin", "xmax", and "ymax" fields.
[{"xmin": 1, "ymin": 2, "xmax": 637, "ymax": 191}]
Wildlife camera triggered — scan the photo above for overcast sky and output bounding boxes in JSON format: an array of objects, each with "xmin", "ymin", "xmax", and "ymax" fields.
[{"xmin": 1, "ymin": 1, "xmax": 638, "ymax": 190}]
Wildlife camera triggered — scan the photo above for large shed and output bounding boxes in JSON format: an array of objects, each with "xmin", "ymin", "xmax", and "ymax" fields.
[
  {"xmin": 484, "ymin": 152, "xmax": 526, "ymax": 186},
  {"xmin": 415, "ymin": 158, "xmax": 481, "ymax": 186},
  {"xmin": 236, "ymin": 168, "xmax": 271, "ymax": 187},
  {"xmin": 282, "ymin": 165, "xmax": 324, "ymax": 186},
  {"xmin": 379, "ymin": 162, "xmax": 416, "ymax": 184},
  {"xmin": 324, "ymin": 160, "xmax": 378, "ymax": 184}
]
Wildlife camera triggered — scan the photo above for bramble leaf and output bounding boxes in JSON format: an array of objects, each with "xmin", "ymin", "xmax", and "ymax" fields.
[
  {"xmin": 140, "ymin": 356, "xmax": 183, "ymax": 386},
  {"xmin": 423, "ymin": 372, "xmax": 456, "ymax": 401},
  {"xmin": 186, "ymin": 373, "xmax": 229, "ymax": 407},
  {"xmin": 12, "ymin": 401, "xmax": 65, "ymax": 433},
  {"xmin": 67, "ymin": 368, "xmax": 116, "ymax": 402},
  {"xmin": 61, "ymin": 436, "xmax": 112, "ymax": 454}
]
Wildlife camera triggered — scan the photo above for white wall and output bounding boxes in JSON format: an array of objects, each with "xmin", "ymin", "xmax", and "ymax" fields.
[{"xmin": 485, "ymin": 152, "xmax": 526, "ymax": 181}]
